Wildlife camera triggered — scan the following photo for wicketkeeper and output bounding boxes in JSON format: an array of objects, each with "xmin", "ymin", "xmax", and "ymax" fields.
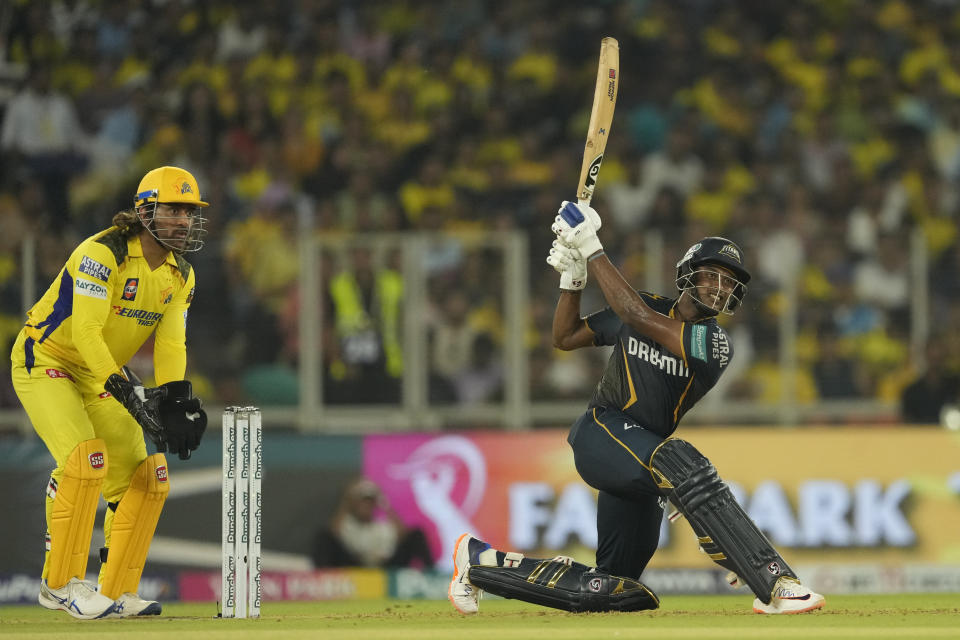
[
  {"xmin": 10, "ymin": 166, "xmax": 209, "ymax": 619},
  {"xmin": 449, "ymin": 201, "xmax": 825, "ymax": 616}
]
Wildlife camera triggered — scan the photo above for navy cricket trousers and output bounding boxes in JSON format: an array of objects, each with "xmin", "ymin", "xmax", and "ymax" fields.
[{"xmin": 567, "ymin": 405, "xmax": 667, "ymax": 580}]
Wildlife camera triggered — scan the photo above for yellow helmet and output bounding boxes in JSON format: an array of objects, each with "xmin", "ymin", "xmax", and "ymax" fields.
[
  {"xmin": 133, "ymin": 166, "xmax": 209, "ymax": 253},
  {"xmin": 134, "ymin": 166, "xmax": 209, "ymax": 208}
]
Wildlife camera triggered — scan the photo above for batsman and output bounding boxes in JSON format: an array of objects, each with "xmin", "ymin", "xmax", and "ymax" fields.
[
  {"xmin": 449, "ymin": 202, "xmax": 826, "ymax": 615},
  {"xmin": 10, "ymin": 166, "xmax": 209, "ymax": 619}
]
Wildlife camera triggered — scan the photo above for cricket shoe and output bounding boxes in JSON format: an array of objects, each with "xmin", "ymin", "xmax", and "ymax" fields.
[
  {"xmin": 38, "ymin": 578, "xmax": 117, "ymax": 620},
  {"xmin": 109, "ymin": 592, "xmax": 162, "ymax": 617},
  {"xmin": 449, "ymin": 533, "xmax": 488, "ymax": 614},
  {"xmin": 753, "ymin": 577, "xmax": 825, "ymax": 614}
]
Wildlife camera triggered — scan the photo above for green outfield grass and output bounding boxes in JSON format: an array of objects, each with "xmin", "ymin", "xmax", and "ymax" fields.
[{"xmin": 0, "ymin": 594, "xmax": 957, "ymax": 640}]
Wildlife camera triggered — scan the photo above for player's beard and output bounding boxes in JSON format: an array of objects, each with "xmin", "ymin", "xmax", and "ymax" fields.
[
  {"xmin": 160, "ymin": 230, "xmax": 189, "ymax": 252},
  {"xmin": 691, "ymin": 285, "xmax": 728, "ymax": 316},
  {"xmin": 151, "ymin": 218, "xmax": 192, "ymax": 253}
]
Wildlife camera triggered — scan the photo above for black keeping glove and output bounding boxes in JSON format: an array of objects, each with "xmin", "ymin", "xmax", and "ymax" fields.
[
  {"xmin": 158, "ymin": 380, "xmax": 208, "ymax": 460},
  {"xmin": 105, "ymin": 367, "xmax": 167, "ymax": 450}
]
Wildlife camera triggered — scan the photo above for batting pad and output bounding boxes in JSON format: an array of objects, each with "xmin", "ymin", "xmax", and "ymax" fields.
[
  {"xmin": 469, "ymin": 559, "xmax": 659, "ymax": 613},
  {"xmin": 45, "ymin": 439, "xmax": 108, "ymax": 589},
  {"xmin": 99, "ymin": 453, "xmax": 170, "ymax": 598},
  {"xmin": 650, "ymin": 438, "xmax": 796, "ymax": 604}
]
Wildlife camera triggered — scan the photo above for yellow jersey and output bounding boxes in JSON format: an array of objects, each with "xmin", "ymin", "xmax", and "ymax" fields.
[{"xmin": 14, "ymin": 227, "xmax": 196, "ymax": 385}]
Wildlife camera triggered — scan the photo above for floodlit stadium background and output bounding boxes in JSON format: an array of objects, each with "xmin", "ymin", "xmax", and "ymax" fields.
[{"xmin": 1, "ymin": 0, "xmax": 958, "ymax": 604}]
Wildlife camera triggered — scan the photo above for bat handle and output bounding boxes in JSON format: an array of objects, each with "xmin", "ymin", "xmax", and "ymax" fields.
[
  {"xmin": 121, "ymin": 365, "xmax": 143, "ymax": 386},
  {"xmin": 577, "ymin": 198, "xmax": 592, "ymax": 208}
]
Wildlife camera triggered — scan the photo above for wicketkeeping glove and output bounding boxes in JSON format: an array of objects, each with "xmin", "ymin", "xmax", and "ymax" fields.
[
  {"xmin": 157, "ymin": 380, "xmax": 207, "ymax": 460},
  {"xmin": 551, "ymin": 201, "xmax": 604, "ymax": 259},
  {"xmin": 547, "ymin": 239, "xmax": 587, "ymax": 290},
  {"xmin": 105, "ymin": 367, "xmax": 167, "ymax": 449}
]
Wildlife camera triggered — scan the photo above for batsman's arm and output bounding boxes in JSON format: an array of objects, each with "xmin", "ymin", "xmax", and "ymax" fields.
[
  {"xmin": 586, "ymin": 254, "xmax": 684, "ymax": 356},
  {"xmin": 552, "ymin": 291, "xmax": 595, "ymax": 351}
]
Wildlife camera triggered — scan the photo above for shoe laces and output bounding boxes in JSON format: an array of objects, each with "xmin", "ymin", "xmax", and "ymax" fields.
[{"xmin": 72, "ymin": 579, "xmax": 98, "ymax": 594}]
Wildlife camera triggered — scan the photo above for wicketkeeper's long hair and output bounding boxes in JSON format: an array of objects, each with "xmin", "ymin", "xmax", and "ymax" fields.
[{"xmin": 112, "ymin": 209, "xmax": 145, "ymax": 238}]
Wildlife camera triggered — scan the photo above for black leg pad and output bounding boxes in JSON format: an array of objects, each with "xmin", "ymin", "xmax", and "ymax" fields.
[
  {"xmin": 468, "ymin": 559, "xmax": 659, "ymax": 613},
  {"xmin": 650, "ymin": 438, "xmax": 796, "ymax": 604}
]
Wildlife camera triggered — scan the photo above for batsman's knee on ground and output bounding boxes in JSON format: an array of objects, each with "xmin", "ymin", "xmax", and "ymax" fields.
[{"xmin": 468, "ymin": 557, "xmax": 659, "ymax": 613}]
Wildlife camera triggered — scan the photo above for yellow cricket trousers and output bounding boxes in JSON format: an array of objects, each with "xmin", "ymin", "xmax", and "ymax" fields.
[{"xmin": 11, "ymin": 330, "xmax": 148, "ymax": 580}]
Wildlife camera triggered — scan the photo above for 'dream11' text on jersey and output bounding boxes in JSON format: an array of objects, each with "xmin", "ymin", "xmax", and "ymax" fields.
[{"xmin": 584, "ymin": 292, "xmax": 733, "ymax": 439}]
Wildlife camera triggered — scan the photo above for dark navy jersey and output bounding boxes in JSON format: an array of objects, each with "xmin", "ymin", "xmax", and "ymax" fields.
[{"xmin": 584, "ymin": 292, "xmax": 733, "ymax": 438}]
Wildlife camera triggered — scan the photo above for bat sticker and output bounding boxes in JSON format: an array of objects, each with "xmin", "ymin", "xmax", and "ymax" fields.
[{"xmin": 584, "ymin": 154, "xmax": 604, "ymax": 192}]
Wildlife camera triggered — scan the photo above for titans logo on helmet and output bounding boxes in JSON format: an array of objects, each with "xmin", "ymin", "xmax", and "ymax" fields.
[{"xmin": 718, "ymin": 244, "xmax": 742, "ymax": 263}]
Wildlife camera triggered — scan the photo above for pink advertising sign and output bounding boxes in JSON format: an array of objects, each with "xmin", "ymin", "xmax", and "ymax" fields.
[{"xmin": 363, "ymin": 431, "xmax": 578, "ymax": 571}]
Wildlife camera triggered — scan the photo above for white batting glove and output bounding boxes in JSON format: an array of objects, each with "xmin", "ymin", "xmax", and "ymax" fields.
[
  {"xmin": 551, "ymin": 201, "xmax": 604, "ymax": 259},
  {"xmin": 547, "ymin": 239, "xmax": 587, "ymax": 290}
]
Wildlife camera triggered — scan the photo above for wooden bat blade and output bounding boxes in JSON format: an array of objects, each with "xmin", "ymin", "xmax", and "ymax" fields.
[{"xmin": 577, "ymin": 37, "xmax": 620, "ymax": 206}]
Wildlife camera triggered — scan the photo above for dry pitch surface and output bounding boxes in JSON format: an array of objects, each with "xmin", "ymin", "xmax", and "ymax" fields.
[{"xmin": 0, "ymin": 594, "xmax": 957, "ymax": 639}]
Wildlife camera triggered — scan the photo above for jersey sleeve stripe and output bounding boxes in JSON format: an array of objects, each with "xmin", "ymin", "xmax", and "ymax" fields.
[
  {"xmin": 619, "ymin": 339, "xmax": 638, "ymax": 410},
  {"xmin": 672, "ymin": 373, "xmax": 696, "ymax": 426},
  {"xmin": 678, "ymin": 322, "xmax": 688, "ymax": 366},
  {"xmin": 32, "ymin": 269, "xmax": 74, "ymax": 344}
]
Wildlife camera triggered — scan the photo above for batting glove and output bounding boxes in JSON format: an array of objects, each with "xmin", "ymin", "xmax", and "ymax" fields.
[
  {"xmin": 551, "ymin": 201, "xmax": 603, "ymax": 259},
  {"xmin": 547, "ymin": 239, "xmax": 587, "ymax": 290}
]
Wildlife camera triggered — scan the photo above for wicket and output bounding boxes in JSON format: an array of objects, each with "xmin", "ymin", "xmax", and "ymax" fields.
[{"xmin": 221, "ymin": 406, "xmax": 262, "ymax": 618}]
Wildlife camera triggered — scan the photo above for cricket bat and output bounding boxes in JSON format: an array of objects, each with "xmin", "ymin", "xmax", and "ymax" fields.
[{"xmin": 576, "ymin": 37, "xmax": 620, "ymax": 207}]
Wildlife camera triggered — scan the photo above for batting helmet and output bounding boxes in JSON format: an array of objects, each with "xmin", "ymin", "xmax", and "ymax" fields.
[
  {"xmin": 135, "ymin": 166, "xmax": 209, "ymax": 209},
  {"xmin": 675, "ymin": 237, "xmax": 750, "ymax": 315},
  {"xmin": 133, "ymin": 166, "xmax": 208, "ymax": 253}
]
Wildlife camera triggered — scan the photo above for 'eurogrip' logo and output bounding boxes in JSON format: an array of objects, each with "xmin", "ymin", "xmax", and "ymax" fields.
[
  {"xmin": 156, "ymin": 465, "xmax": 168, "ymax": 482},
  {"xmin": 112, "ymin": 306, "xmax": 163, "ymax": 327}
]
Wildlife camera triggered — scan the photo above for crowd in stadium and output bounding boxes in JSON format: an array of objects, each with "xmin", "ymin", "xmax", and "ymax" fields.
[{"xmin": 2, "ymin": 0, "xmax": 959, "ymax": 420}]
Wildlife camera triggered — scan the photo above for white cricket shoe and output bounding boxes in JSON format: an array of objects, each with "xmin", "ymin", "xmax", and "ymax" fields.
[
  {"xmin": 38, "ymin": 578, "xmax": 117, "ymax": 620},
  {"xmin": 449, "ymin": 533, "xmax": 484, "ymax": 614},
  {"xmin": 753, "ymin": 577, "xmax": 825, "ymax": 614},
  {"xmin": 109, "ymin": 592, "xmax": 162, "ymax": 617}
]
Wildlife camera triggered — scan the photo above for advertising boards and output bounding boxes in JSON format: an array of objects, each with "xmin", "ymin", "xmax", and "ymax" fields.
[{"xmin": 363, "ymin": 428, "xmax": 960, "ymax": 572}]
